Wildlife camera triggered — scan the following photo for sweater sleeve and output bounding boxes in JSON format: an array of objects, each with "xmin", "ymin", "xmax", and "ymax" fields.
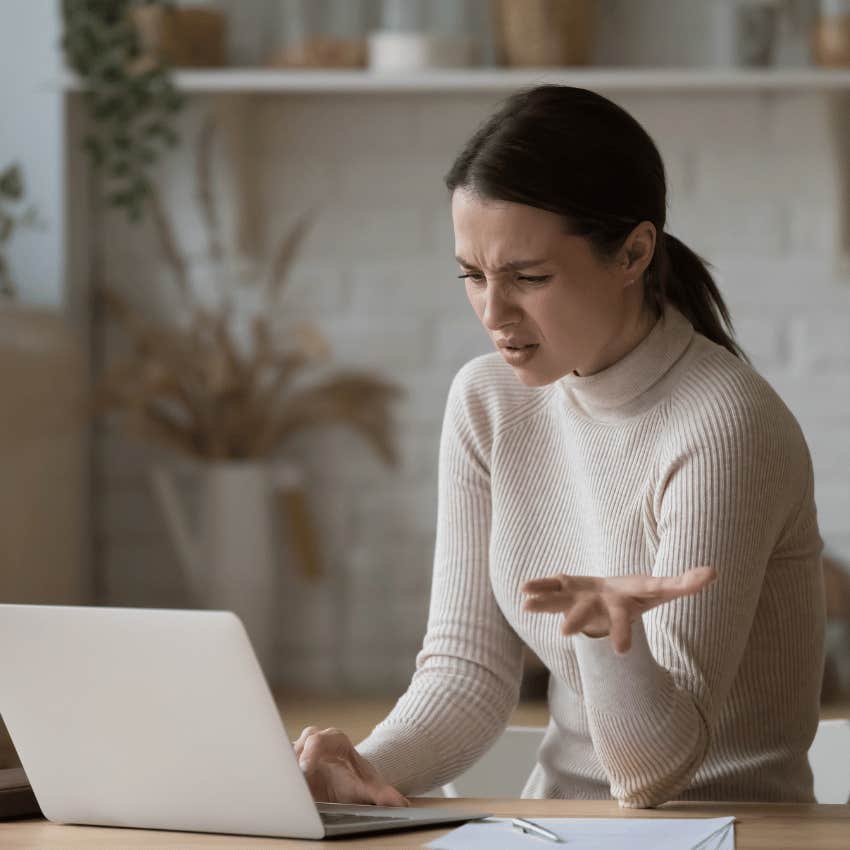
[
  {"xmin": 573, "ymin": 372, "xmax": 820, "ymax": 808},
  {"xmin": 355, "ymin": 363, "xmax": 525, "ymax": 795}
]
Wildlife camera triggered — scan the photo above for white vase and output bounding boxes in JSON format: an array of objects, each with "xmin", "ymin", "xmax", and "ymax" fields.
[{"xmin": 151, "ymin": 460, "xmax": 295, "ymax": 679}]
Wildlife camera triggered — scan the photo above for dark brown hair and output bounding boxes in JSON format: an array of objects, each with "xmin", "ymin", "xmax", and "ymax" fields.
[{"xmin": 444, "ymin": 85, "xmax": 746, "ymax": 360}]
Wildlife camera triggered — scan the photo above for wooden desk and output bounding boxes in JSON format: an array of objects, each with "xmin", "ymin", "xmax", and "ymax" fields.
[{"xmin": 2, "ymin": 799, "xmax": 848, "ymax": 849}]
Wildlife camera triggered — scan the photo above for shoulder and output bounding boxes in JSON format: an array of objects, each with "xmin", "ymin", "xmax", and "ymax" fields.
[
  {"xmin": 447, "ymin": 353, "xmax": 552, "ymax": 447},
  {"xmin": 664, "ymin": 335, "xmax": 810, "ymax": 475}
]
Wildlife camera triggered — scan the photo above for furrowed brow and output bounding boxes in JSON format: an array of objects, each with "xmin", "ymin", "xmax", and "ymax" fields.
[{"xmin": 454, "ymin": 256, "xmax": 549, "ymax": 272}]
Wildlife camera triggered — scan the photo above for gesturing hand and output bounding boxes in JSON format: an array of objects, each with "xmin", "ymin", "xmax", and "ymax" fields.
[
  {"xmin": 521, "ymin": 566, "xmax": 717, "ymax": 654},
  {"xmin": 293, "ymin": 725, "xmax": 410, "ymax": 807}
]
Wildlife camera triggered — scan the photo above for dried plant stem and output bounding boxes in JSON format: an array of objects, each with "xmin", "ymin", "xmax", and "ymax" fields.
[
  {"xmin": 146, "ymin": 182, "xmax": 192, "ymax": 305},
  {"xmin": 95, "ymin": 133, "xmax": 403, "ymax": 466},
  {"xmin": 264, "ymin": 209, "xmax": 317, "ymax": 306},
  {"xmin": 130, "ymin": 405, "xmax": 203, "ymax": 458},
  {"xmin": 195, "ymin": 113, "xmax": 224, "ymax": 264},
  {"xmin": 251, "ymin": 374, "xmax": 403, "ymax": 460}
]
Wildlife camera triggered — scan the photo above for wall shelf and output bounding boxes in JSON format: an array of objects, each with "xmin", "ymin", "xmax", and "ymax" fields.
[{"xmin": 62, "ymin": 67, "xmax": 850, "ymax": 95}]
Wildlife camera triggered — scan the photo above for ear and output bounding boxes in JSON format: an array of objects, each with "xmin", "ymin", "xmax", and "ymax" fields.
[{"xmin": 620, "ymin": 221, "xmax": 657, "ymax": 287}]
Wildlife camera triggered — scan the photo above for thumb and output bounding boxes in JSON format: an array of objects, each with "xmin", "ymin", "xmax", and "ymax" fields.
[
  {"xmin": 372, "ymin": 782, "xmax": 410, "ymax": 807},
  {"xmin": 685, "ymin": 565, "xmax": 718, "ymax": 589},
  {"xmin": 652, "ymin": 566, "xmax": 718, "ymax": 602}
]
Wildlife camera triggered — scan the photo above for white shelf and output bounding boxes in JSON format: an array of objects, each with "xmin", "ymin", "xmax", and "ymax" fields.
[{"xmin": 62, "ymin": 67, "xmax": 850, "ymax": 94}]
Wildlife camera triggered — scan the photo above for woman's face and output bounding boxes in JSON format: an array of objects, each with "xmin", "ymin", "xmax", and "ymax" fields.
[{"xmin": 451, "ymin": 188, "xmax": 654, "ymax": 386}]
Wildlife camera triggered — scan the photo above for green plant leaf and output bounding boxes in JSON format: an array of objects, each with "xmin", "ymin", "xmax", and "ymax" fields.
[
  {"xmin": 0, "ymin": 212, "xmax": 14, "ymax": 242},
  {"xmin": 62, "ymin": 0, "xmax": 184, "ymax": 225},
  {"xmin": 0, "ymin": 165, "xmax": 23, "ymax": 200},
  {"xmin": 82, "ymin": 135, "xmax": 105, "ymax": 167}
]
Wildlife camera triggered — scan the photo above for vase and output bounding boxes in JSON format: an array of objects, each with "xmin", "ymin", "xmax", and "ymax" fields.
[{"xmin": 151, "ymin": 460, "xmax": 293, "ymax": 679}]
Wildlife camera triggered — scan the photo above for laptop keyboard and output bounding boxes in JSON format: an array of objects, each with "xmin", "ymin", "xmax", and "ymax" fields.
[{"xmin": 320, "ymin": 811, "xmax": 409, "ymax": 826}]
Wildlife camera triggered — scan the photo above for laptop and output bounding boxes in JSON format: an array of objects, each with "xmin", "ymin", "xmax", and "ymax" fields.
[{"xmin": 0, "ymin": 604, "xmax": 490, "ymax": 839}]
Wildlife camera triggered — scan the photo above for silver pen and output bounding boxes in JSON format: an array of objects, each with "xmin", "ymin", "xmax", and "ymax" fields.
[{"xmin": 511, "ymin": 817, "xmax": 564, "ymax": 843}]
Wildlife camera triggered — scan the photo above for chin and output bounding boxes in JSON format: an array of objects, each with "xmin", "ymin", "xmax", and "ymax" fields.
[{"xmin": 510, "ymin": 366, "xmax": 557, "ymax": 388}]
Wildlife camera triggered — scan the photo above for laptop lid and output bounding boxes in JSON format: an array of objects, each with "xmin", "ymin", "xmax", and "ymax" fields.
[{"xmin": 0, "ymin": 604, "xmax": 326, "ymax": 839}]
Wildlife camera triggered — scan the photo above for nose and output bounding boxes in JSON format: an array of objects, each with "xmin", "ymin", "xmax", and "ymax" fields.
[{"xmin": 481, "ymin": 283, "xmax": 520, "ymax": 331}]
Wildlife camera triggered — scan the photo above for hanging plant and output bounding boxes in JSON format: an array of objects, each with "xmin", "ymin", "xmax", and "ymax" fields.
[
  {"xmin": 61, "ymin": 0, "xmax": 185, "ymax": 221},
  {"xmin": 0, "ymin": 164, "xmax": 40, "ymax": 299}
]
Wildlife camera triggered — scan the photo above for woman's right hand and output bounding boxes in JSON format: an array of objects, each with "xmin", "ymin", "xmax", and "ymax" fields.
[{"xmin": 293, "ymin": 725, "xmax": 410, "ymax": 807}]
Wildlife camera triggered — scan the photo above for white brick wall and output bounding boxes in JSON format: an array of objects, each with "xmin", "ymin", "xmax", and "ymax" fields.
[{"xmin": 94, "ymin": 89, "xmax": 850, "ymax": 692}]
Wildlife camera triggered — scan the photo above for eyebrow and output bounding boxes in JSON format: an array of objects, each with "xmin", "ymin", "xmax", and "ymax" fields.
[{"xmin": 454, "ymin": 256, "xmax": 549, "ymax": 272}]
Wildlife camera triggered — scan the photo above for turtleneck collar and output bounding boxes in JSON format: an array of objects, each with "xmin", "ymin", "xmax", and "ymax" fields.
[{"xmin": 555, "ymin": 305, "xmax": 695, "ymax": 422}]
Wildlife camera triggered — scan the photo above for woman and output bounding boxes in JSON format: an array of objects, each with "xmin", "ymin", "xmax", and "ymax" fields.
[{"xmin": 294, "ymin": 85, "xmax": 825, "ymax": 808}]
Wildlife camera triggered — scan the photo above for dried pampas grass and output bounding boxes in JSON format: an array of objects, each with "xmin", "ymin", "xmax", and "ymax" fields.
[{"xmin": 96, "ymin": 114, "xmax": 404, "ymax": 463}]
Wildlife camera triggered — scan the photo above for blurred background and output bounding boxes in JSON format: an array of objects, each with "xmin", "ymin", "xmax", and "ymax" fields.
[{"xmin": 1, "ymin": 0, "xmax": 850, "ymax": 763}]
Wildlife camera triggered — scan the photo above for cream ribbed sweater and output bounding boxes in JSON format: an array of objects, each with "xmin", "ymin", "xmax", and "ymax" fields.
[{"xmin": 355, "ymin": 306, "xmax": 825, "ymax": 807}]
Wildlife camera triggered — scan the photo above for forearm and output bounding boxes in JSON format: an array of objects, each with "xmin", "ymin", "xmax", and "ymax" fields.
[
  {"xmin": 575, "ymin": 618, "xmax": 708, "ymax": 808},
  {"xmin": 355, "ymin": 659, "xmax": 521, "ymax": 795}
]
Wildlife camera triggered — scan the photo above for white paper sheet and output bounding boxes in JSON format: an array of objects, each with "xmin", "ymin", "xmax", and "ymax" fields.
[{"xmin": 426, "ymin": 816, "xmax": 735, "ymax": 850}]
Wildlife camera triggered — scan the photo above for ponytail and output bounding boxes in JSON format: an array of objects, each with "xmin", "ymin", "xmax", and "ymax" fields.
[{"xmin": 649, "ymin": 232, "xmax": 748, "ymax": 362}]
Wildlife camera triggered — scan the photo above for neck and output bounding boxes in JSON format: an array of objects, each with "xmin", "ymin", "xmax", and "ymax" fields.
[
  {"xmin": 555, "ymin": 305, "xmax": 696, "ymax": 422},
  {"xmin": 573, "ymin": 307, "xmax": 658, "ymax": 378}
]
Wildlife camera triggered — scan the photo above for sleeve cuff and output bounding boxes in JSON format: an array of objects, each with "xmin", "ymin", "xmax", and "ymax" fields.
[{"xmin": 355, "ymin": 723, "xmax": 442, "ymax": 793}]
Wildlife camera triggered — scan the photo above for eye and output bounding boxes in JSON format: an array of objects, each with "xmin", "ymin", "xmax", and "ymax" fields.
[{"xmin": 456, "ymin": 272, "xmax": 552, "ymax": 287}]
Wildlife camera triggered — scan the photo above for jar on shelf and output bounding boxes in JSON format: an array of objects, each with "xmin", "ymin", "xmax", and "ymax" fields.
[
  {"xmin": 426, "ymin": 0, "xmax": 481, "ymax": 67},
  {"xmin": 267, "ymin": 0, "xmax": 369, "ymax": 69},
  {"xmin": 369, "ymin": 0, "xmax": 484, "ymax": 70},
  {"xmin": 368, "ymin": 0, "xmax": 428, "ymax": 71},
  {"xmin": 220, "ymin": 0, "xmax": 278, "ymax": 66},
  {"xmin": 493, "ymin": 0, "xmax": 595, "ymax": 67},
  {"xmin": 811, "ymin": 0, "xmax": 850, "ymax": 66},
  {"xmin": 130, "ymin": 0, "xmax": 228, "ymax": 68},
  {"xmin": 734, "ymin": 0, "xmax": 782, "ymax": 67}
]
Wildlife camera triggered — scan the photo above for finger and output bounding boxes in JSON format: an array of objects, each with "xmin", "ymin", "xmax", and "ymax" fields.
[
  {"xmin": 608, "ymin": 603, "xmax": 632, "ymax": 654},
  {"xmin": 350, "ymin": 750, "xmax": 411, "ymax": 807},
  {"xmin": 559, "ymin": 596, "xmax": 598, "ymax": 636},
  {"xmin": 522, "ymin": 577, "xmax": 565, "ymax": 594},
  {"xmin": 302, "ymin": 764, "xmax": 331, "ymax": 802},
  {"xmin": 523, "ymin": 575, "xmax": 601, "ymax": 594},
  {"xmin": 301, "ymin": 758, "xmax": 348, "ymax": 804},
  {"xmin": 301, "ymin": 729, "xmax": 354, "ymax": 769},
  {"xmin": 523, "ymin": 591, "xmax": 575, "ymax": 614},
  {"xmin": 310, "ymin": 760, "xmax": 374, "ymax": 806},
  {"xmin": 298, "ymin": 731, "xmax": 339, "ymax": 771},
  {"xmin": 293, "ymin": 725, "xmax": 322, "ymax": 758},
  {"xmin": 371, "ymin": 783, "xmax": 410, "ymax": 807},
  {"xmin": 296, "ymin": 725, "xmax": 322, "ymax": 744},
  {"xmin": 651, "ymin": 566, "xmax": 718, "ymax": 602}
]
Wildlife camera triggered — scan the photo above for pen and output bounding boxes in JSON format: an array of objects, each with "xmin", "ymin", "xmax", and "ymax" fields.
[{"xmin": 511, "ymin": 817, "xmax": 563, "ymax": 843}]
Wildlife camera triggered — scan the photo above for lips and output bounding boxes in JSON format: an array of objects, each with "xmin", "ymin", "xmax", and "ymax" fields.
[
  {"xmin": 497, "ymin": 340, "xmax": 539, "ymax": 350},
  {"xmin": 499, "ymin": 344, "xmax": 540, "ymax": 366}
]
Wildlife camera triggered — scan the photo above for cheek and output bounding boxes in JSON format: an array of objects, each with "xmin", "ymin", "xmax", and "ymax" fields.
[{"xmin": 466, "ymin": 286, "xmax": 484, "ymax": 319}]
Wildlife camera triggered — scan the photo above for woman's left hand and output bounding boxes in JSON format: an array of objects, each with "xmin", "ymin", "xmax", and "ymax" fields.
[{"xmin": 521, "ymin": 566, "xmax": 717, "ymax": 653}]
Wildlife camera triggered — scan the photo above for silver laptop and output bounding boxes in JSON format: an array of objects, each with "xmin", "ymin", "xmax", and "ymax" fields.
[{"xmin": 0, "ymin": 604, "xmax": 489, "ymax": 839}]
